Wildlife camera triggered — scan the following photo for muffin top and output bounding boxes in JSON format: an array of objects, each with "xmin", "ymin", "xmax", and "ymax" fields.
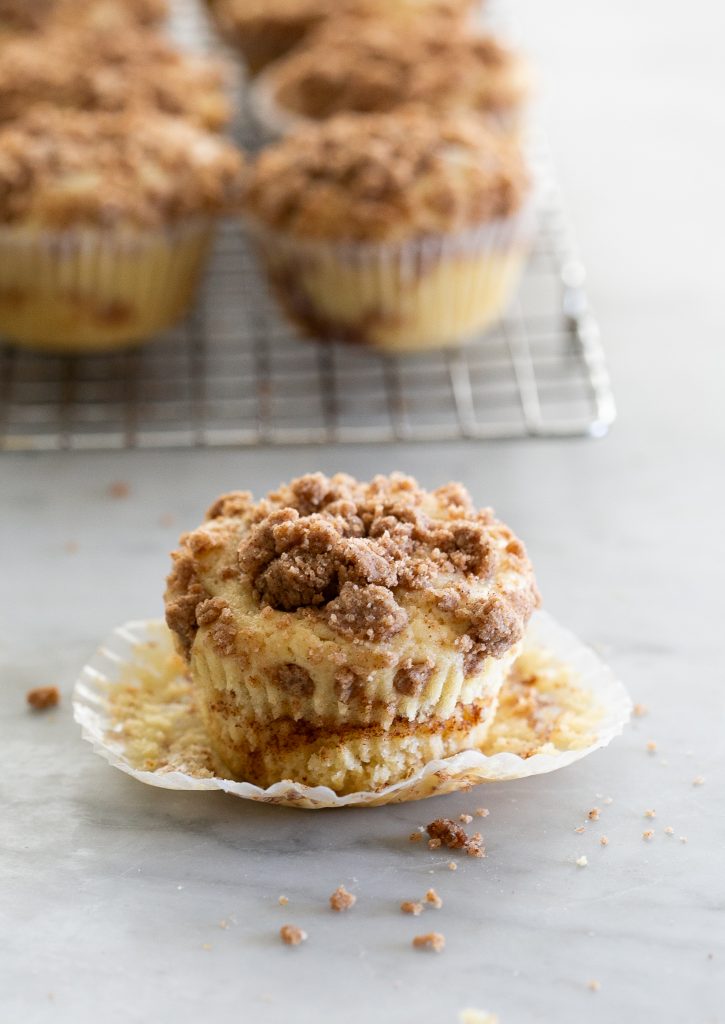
[
  {"xmin": 262, "ymin": 18, "xmax": 530, "ymax": 124},
  {"xmin": 207, "ymin": 0, "xmax": 473, "ymax": 30},
  {"xmin": 0, "ymin": 0, "xmax": 166, "ymax": 33},
  {"xmin": 0, "ymin": 24, "xmax": 231, "ymax": 130},
  {"xmin": 0, "ymin": 108, "xmax": 245, "ymax": 229},
  {"xmin": 165, "ymin": 472, "xmax": 539, "ymax": 664},
  {"xmin": 243, "ymin": 110, "xmax": 529, "ymax": 241}
]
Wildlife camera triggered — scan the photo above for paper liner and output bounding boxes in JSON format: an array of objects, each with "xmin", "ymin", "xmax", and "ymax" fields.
[
  {"xmin": 0, "ymin": 220, "xmax": 215, "ymax": 353},
  {"xmin": 73, "ymin": 611, "xmax": 631, "ymax": 809}
]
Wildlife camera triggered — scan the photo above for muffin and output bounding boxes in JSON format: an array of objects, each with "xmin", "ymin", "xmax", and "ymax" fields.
[
  {"xmin": 164, "ymin": 473, "xmax": 539, "ymax": 794},
  {"xmin": 0, "ymin": 24, "xmax": 232, "ymax": 131},
  {"xmin": 250, "ymin": 18, "xmax": 531, "ymax": 138},
  {"xmin": 205, "ymin": 0, "xmax": 476, "ymax": 77},
  {"xmin": 0, "ymin": 107, "xmax": 245, "ymax": 353},
  {"xmin": 0, "ymin": 0, "xmax": 166, "ymax": 35},
  {"xmin": 243, "ymin": 110, "xmax": 533, "ymax": 352}
]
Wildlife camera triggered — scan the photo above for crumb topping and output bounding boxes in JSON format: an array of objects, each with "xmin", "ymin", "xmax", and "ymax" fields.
[
  {"xmin": 279, "ymin": 924, "xmax": 307, "ymax": 945},
  {"xmin": 401, "ymin": 900, "xmax": 423, "ymax": 915},
  {"xmin": 0, "ymin": 107, "xmax": 245, "ymax": 228},
  {"xmin": 26, "ymin": 685, "xmax": 60, "ymax": 710},
  {"xmin": 0, "ymin": 25, "xmax": 231, "ymax": 130},
  {"xmin": 0, "ymin": 0, "xmax": 166, "ymax": 33},
  {"xmin": 265, "ymin": 17, "xmax": 529, "ymax": 125},
  {"xmin": 412, "ymin": 931, "xmax": 445, "ymax": 952},
  {"xmin": 244, "ymin": 111, "xmax": 529, "ymax": 241},
  {"xmin": 425, "ymin": 888, "xmax": 442, "ymax": 909},
  {"xmin": 329, "ymin": 885, "xmax": 356, "ymax": 911}
]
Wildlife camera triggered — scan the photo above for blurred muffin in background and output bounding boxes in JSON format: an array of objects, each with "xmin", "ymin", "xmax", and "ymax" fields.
[
  {"xmin": 0, "ymin": 0, "xmax": 166, "ymax": 35},
  {"xmin": 204, "ymin": 0, "xmax": 477, "ymax": 77},
  {"xmin": 0, "ymin": 25, "xmax": 232, "ymax": 131},
  {"xmin": 0, "ymin": 108, "xmax": 245, "ymax": 353},
  {"xmin": 250, "ymin": 17, "xmax": 531, "ymax": 138},
  {"xmin": 243, "ymin": 109, "xmax": 533, "ymax": 353}
]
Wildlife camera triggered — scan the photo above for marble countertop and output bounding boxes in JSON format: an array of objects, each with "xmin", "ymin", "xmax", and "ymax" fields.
[{"xmin": 2, "ymin": 1, "xmax": 724, "ymax": 1022}]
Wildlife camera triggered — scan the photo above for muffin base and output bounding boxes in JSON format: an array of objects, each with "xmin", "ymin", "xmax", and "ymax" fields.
[{"xmin": 0, "ymin": 222, "xmax": 214, "ymax": 353}]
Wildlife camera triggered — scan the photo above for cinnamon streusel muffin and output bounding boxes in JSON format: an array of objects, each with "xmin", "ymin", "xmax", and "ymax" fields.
[
  {"xmin": 0, "ymin": 24, "xmax": 231, "ymax": 131},
  {"xmin": 164, "ymin": 473, "xmax": 539, "ymax": 794},
  {"xmin": 243, "ymin": 110, "xmax": 533, "ymax": 352},
  {"xmin": 250, "ymin": 18, "xmax": 530, "ymax": 137},
  {"xmin": 0, "ymin": 0, "xmax": 166, "ymax": 36},
  {"xmin": 0, "ymin": 108, "xmax": 245, "ymax": 353},
  {"xmin": 205, "ymin": 0, "xmax": 476, "ymax": 77}
]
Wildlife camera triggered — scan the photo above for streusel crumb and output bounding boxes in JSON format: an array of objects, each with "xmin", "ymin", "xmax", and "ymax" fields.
[
  {"xmin": 329, "ymin": 885, "xmax": 356, "ymax": 912},
  {"xmin": 401, "ymin": 901, "xmax": 423, "ymax": 916},
  {"xmin": 280, "ymin": 924, "xmax": 307, "ymax": 946},
  {"xmin": 425, "ymin": 888, "xmax": 443, "ymax": 909},
  {"xmin": 26, "ymin": 685, "xmax": 60, "ymax": 710},
  {"xmin": 413, "ymin": 931, "xmax": 445, "ymax": 952}
]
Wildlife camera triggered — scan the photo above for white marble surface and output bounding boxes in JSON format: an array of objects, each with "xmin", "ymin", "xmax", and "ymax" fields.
[{"xmin": 2, "ymin": 1, "xmax": 725, "ymax": 1022}]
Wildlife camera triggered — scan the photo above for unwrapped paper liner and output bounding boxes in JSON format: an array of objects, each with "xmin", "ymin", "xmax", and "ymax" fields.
[{"xmin": 73, "ymin": 611, "xmax": 631, "ymax": 809}]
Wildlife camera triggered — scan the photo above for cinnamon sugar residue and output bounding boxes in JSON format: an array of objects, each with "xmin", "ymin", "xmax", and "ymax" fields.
[{"xmin": 26, "ymin": 685, "xmax": 60, "ymax": 710}]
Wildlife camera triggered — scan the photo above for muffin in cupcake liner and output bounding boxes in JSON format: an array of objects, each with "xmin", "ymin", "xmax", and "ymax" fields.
[
  {"xmin": 246, "ymin": 205, "xmax": 536, "ymax": 352},
  {"xmin": 73, "ymin": 611, "xmax": 631, "ymax": 809},
  {"xmin": 0, "ymin": 220, "xmax": 215, "ymax": 353}
]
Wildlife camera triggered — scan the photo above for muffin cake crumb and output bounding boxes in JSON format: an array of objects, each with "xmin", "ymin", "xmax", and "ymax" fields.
[
  {"xmin": 633, "ymin": 703, "xmax": 648, "ymax": 716},
  {"xmin": 644, "ymin": 809, "xmax": 656, "ymax": 818},
  {"xmin": 588, "ymin": 807, "xmax": 601, "ymax": 821},
  {"xmin": 574, "ymin": 826, "xmax": 586, "ymax": 834},
  {"xmin": 413, "ymin": 931, "xmax": 445, "ymax": 952},
  {"xmin": 428, "ymin": 838, "xmax": 442, "ymax": 850},
  {"xmin": 664, "ymin": 827, "xmax": 674, "ymax": 836},
  {"xmin": 280, "ymin": 924, "xmax": 307, "ymax": 946},
  {"xmin": 401, "ymin": 901, "xmax": 423, "ymax": 916},
  {"xmin": 425, "ymin": 888, "xmax": 443, "ymax": 909},
  {"xmin": 329, "ymin": 885, "xmax": 356, "ymax": 912},
  {"xmin": 448, "ymin": 861, "xmax": 458, "ymax": 871},
  {"xmin": 587, "ymin": 980, "xmax": 601, "ymax": 992},
  {"xmin": 474, "ymin": 808, "xmax": 489, "ymax": 818},
  {"xmin": 646, "ymin": 740, "xmax": 657, "ymax": 753},
  {"xmin": 459, "ymin": 813, "xmax": 473, "ymax": 824},
  {"xmin": 278, "ymin": 895, "xmax": 289, "ymax": 906},
  {"xmin": 600, "ymin": 836, "xmax": 609, "ymax": 847},
  {"xmin": 575, "ymin": 856, "xmax": 588, "ymax": 867},
  {"xmin": 427, "ymin": 818, "xmax": 468, "ymax": 849},
  {"xmin": 642, "ymin": 830, "xmax": 654, "ymax": 841},
  {"xmin": 26, "ymin": 685, "xmax": 60, "ymax": 710}
]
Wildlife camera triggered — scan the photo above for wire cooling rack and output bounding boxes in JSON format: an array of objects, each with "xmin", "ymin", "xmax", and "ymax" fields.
[{"xmin": 0, "ymin": 4, "xmax": 615, "ymax": 452}]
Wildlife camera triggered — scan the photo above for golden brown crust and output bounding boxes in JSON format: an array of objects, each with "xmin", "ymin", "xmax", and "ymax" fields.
[
  {"xmin": 0, "ymin": 25, "xmax": 231, "ymax": 130},
  {"xmin": 264, "ymin": 18, "xmax": 529, "ymax": 124},
  {"xmin": 0, "ymin": 0, "xmax": 166, "ymax": 33},
  {"xmin": 0, "ymin": 108, "xmax": 245, "ymax": 228},
  {"xmin": 244, "ymin": 111, "xmax": 529, "ymax": 241}
]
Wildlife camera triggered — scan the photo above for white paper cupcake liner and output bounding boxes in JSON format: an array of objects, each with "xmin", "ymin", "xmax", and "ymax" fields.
[{"xmin": 73, "ymin": 611, "xmax": 631, "ymax": 809}]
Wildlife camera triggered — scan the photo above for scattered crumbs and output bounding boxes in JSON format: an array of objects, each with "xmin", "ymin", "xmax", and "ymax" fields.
[
  {"xmin": 459, "ymin": 814, "xmax": 473, "ymax": 824},
  {"xmin": 401, "ymin": 901, "xmax": 423, "ymax": 916},
  {"xmin": 26, "ymin": 686, "xmax": 60, "ymax": 711},
  {"xmin": 642, "ymin": 830, "xmax": 654, "ymax": 841},
  {"xmin": 425, "ymin": 888, "xmax": 443, "ymax": 909},
  {"xmin": 646, "ymin": 740, "xmax": 657, "ymax": 753},
  {"xmin": 108, "ymin": 480, "xmax": 130, "ymax": 499},
  {"xmin": 201, "ymin": 943, "xmax": 212, "ymax": 951},
  {"xmin": 467, "ymin": 833, "xmax": 486, "ymax": 859},
  {"xmin": 64, "ymin": 540, "xmax": 78, "ymax": 554},
  {"xmin": 475, "ymin": 808, "xmax": 490, "ymax": 818},
  {"xmin": 459, "ymin": 1011, "xmax": 498, "ymax": 1024},
  {"xmin": 428, "ymin": 838, "xmax": 442, "ymax": 850},
  {"xmin": 680, "ymin": 836, "xmax": 688, "ymax": 844},
  {"xmin": 600, "ymin": 836, "xmax": 609, "ymax": 847},
  {"xmin": 278, "ymin": 895, "xmax": 289, "ymax": 906},
  {"xmin": 587, "ymin": 980, "xmax": 601, "ymax": 992},
  {"xmin": 280, "ymin": 924, "xmax": 307, "ymax": 946},
  {"xmin": 603, "ymin": 796, "xmax": 613, "ymax": 805},
  {"xmin": 633, "ymin": 703, "xmax": 648, "ymax": 717},
  {"xmin": 448, "ymin": 861, "xmax": 458, "ymax": 871},
  {"xmin": 409, "ymin": 832, "xmax": 423, "ymax": 843},
  {"xmin": 574, "ymin": 826, "xmax": 586, "ymax": 834},
  {"xmin": 412, "ymin": 932, "xmax": 445, "ymax": 953},
  {"xmin": 693, "ymin": 775, "xmax": 705, "ymax": 786},
  {"xmin": 575, "ymin": 856, "xmax": 588, "ymax": 867},
  {"xmin": 644, "ymin": 809, "xmax": 656, "ymax": 818},
  {"xmin": 588, "ymin": 808, "xmax": 601, "ymax": 821},
  {"xmin": 329, "ymin": 885, "xmax": 356, "ymax": 912},
  {"xmin": 664, "ymin": 827, "xmax": 674, "ymax": 836}
]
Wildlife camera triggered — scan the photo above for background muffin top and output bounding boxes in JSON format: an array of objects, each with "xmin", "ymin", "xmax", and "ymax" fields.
[
  {"xmin": 0, "ymin": 24, "xmax": 231, "ymax": 130},
  {"xmin": 0, "ymin": 108, "xmax": 245, "ymax": 229},
  {"xmin": 260, "ymin": 18, "xmax": 530, "ymax": 125},
  {"xmin": 0, "ymin": 0, "xmax": 166, "ymax": 33},
  {"xmin": 243, "ymin": 110, "xmax": 530, "ymax": 242}
]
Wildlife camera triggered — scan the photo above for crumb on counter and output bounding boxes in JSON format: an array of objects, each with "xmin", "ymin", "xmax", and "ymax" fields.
[
  {"xmin": 412, "ymin": 931, "xmax": 445, "ymax": 953},
  {"xmin": 588, "ymin": 807, "xmax": 601, "ymax": 821},
  {"xmin": 679, "ymin": 836, "xmax": 688, "ymax": 844},
  {"xmin": 475, "ymin": 808, "xmax": 489, "ymax": 818},
  {"xmin": 448, "ymin": 861, "xmax": 458, "ymax": 871},
  {"xmin": 425, "ymin": 888, "xmax": 443, "ymax": 909},
  {"xmin": 633, "ymin": 703, "xmax": 648, "ymax": 717},
  {"xmin": 459, "ymin": 814, "xmax": 473, "ymax": 824},
  {"xmin": 428, "ymin": 837, "xmax": 442, "ymax": 850},
  {"xmin": 401, "ymin": 900, "xmax": 423, "ymax": 916},
  {"xmin": 329, "ymin": 885, "xmax": 356, "ymax": 912},
  {"xmin": 646, "ymin": 740, "xmax": 657, "ymax": 753},
  {"xmin": 692, "ymin": 775, "xmax": 705, "ymax": 786},
  {"xmin": 575, "ymin": 856, "xmax": 588, "ymax": 867},
  {"xmin": 278, "ymin": 895, "xmax": 289, "ymax": 906},
  {"xmin": 280, "ymin": 924, "xmax": 307, "ymax": 946},
  {"xmin": 664, "ymin": 827, "xmax": 674, "ymax": 836},
  {"xmin": 574, "ymin": 825, "xmax": 586, "ymax": 834},
  {"xmin": 642, "ymin": 830, "xmax": 654, "ymax": 841},
  {"xmin": 26, "ymin": 685, "xmax": 60, "ymax": 710},
  {"xmin": 409, "ymin": 832, "xmax": 423, "ymax": 843},
  {"xmin": 600, "ymin": 836, "xmax": 609, "ymax": 846},
  {"xmin": 587, "ymin": 979, "xmax": 601, "ymax": 992},
  {"xmin": 644, "ymin": 809, "xmax": 656, "ymax": 818}
]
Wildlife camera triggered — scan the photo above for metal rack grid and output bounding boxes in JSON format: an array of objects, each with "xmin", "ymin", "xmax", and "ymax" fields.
[{"xmin": 0, "ymin": 8, "xmax": 615, "ymax": 452}]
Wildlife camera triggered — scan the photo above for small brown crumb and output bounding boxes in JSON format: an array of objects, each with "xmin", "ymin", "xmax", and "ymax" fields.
[
  {"xmin": 428, "ymin": 838, "xmax": 442, "ymax": 850},
  {"xmin": 466, "ymin": 832, "xmax": 486, "ymax": 858},
  {"xmin": 401, "ymin": 900, "xmax": 423, "ymax": 916},
  {"xmin": 574, "ymin": 826, "xmax": 586, "ymax": 834},
  {"xmin": 587, "ymin": 980, "xmax": 601, "ymax": 992},
  {"xmin": 278, "ymin": 895, "xmax": 289, "ymax": 906},
  {"xmin": 633, "ymin": 703, "xmax": 648, "ymax": 717},
  {"xmin": 425, "ymin": 888, "xmax": 443, "ymax": 909},
  {"xmin": 108, "ymin": 480, "xmax": 130, "ymax": 499},
  {"xmin": 692, "ymin": 775, "xmax": 705, "ymax": 786},
  {"xmin": 329, "ymin": 885, "xmax": 356, "ymax": 912},
  {"xmin": 664, "ymin": 827, "xmax": 674, "ymax": 836},
  {"xmin": 280, "ymin": 924, "xmax": 307, "ymax": 946},
  {"xmin": 447, "ymin": 861, "xmax": 458, "ymax": 871},
  {"xmin": 588, "ymin": 808, "xmax": 601, "ymax": 821},
  {"xmin": 600, "ymin": 836, "xmax": 609, "ymax": 847},
  {"xmin": 646, "ymin": 740, "xmax": 657, "ymax": 753},
  {"xmin": 459, "ymin": 814, "xmax": 473, "ymax": 824},
  {"xmin": 409, "ymin": 831, "xmax": 423, "ymax": 843},
  {"xmin": 26, "ymin": 686, "xmax": 60, "ymax": 710},
  {"xmin": 475, "ymin": 808, "xmax": 489, "ymax": 818},
  {"xmin": 412, "ymin": 932, "xmax": 445, "ymax": 953},
  {"xmin": 427, "ymin": 818, "xmax": 467, "ymax": 849},
  {"xmin": 644, "ymin": 809, "xmax": 656, "ymax": 818},
  {"xmin": 575, "ymin": 856, "xmax": 588, "ymax": 867},
  {"xmin": 642, "ymin": 830, "xmax": 654, "ymax": 841}
]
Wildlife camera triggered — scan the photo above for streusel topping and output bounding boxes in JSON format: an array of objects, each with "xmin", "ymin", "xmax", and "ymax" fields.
[
  {"xmin": 0, "ymin": 108, "xmax": 245, "ymax": 228},
  {"xmin": 244, "ymin": 111, "xmax": 529, "ymax": 241},
  {"xmin": 0, "ymin": 0, "xmax": 166, "ymax": 33},
  {"xmin": 165, "ymin": 472, "xmax": 538, "ymax": 656},
  {"xmin": 264, "ymin": 19, "xmax": 530, "ymax": 124},
  {"xmin": 0, "ymin": 25, "xmax": 231, "ymax": 130}
]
